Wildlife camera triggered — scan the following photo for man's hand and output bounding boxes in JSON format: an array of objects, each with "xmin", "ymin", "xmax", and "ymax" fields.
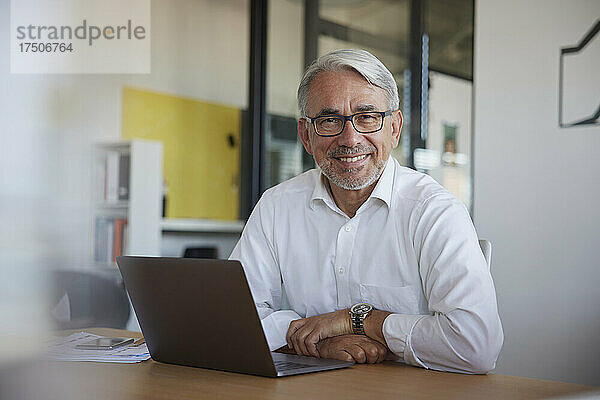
[
  {"xmin": 317, "ymin": 335, "xmax": 388, "ymax": 364},
  {"xmin": 286, "ymin": 309, "xmax": 352, "ymax": 357}
]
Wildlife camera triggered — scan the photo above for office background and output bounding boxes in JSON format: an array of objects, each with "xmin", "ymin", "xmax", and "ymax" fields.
[{"xmin": 0, "ymin": 0, "xmax": 598, "ymax": 387}]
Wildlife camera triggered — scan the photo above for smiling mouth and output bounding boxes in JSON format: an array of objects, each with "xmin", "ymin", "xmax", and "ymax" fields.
[
  {"xmin": 328, "ymin": 145, "xmax": 376, "ymax": 167},
  {"xmin": 337, "ymin": 154, "xmax": 368, "ymax": 163}
]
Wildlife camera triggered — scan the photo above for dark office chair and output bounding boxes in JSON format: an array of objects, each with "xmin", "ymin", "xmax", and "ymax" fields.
[
  {"xmin": 183, "ymin": 246, "xmax": 218, "ymax": 259},
  {"xmin": 49, "ymin": 270, "xmax": 130, "ymax": 330}
]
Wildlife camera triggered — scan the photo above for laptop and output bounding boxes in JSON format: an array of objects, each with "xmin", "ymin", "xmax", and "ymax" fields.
[{"xmin": 116, "ymin": 256, "xmax": 354, "ymax": 377}]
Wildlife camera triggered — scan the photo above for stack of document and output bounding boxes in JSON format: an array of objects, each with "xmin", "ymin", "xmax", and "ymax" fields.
[{"xmin": 46, "ymin": 332, "xmax": 151, "ymax": 363}]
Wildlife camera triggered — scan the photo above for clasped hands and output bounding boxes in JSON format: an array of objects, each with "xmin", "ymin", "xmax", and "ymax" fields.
[{"xmin": 284, "ymin": 309, "xmax": 388, "ymax": 364}]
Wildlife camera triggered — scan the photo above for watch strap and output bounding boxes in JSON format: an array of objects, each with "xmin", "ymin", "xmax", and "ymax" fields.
[{"xmin": 351, "ymin": 313, "xmax": 367, "ymax": 335}]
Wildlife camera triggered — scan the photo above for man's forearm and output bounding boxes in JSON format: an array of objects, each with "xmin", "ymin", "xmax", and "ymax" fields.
[
  {"xmin": 285, "ymin": 307, "xmax": 393, "ymax": 357},
  {"xmin": 383, "ymin": 310, "xmax": 503, "ymax": 373},
  {"xmin": 350, "ymin": 306, "xmax": 501, "ymax": 373}
]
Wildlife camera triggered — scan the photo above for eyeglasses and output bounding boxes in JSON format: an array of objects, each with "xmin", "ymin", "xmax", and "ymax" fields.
[{"xmin": 306, "ymin": 110, "xmax": 394, "ymax": 137}]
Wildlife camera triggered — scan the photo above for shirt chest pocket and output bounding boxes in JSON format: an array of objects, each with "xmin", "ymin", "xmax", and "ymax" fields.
[{"xmin": 359, "ymin": 283, "xmax": 419, "ymax": 315}]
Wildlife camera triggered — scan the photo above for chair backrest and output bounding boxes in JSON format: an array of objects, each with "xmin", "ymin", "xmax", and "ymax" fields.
[
  {"xmin": 50, "ymin": 270, "xmax": 131, "ymax": 330},
  {"xmin": 478, "ymin": 239, "xmax": 492, "ymax": 270}
]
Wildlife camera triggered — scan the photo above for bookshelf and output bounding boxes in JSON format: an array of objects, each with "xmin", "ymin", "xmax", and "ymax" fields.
[{"xmin": 93, "ymin": 140, "xmax": 163, "ymax": 269}]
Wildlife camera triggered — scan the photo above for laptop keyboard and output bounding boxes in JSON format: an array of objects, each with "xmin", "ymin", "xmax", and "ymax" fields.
[{"xmin": 274, "ymin": 360, "xmax": 315, "ymax": 371}]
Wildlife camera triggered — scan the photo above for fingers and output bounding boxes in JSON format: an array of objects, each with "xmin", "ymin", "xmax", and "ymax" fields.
[
  {"xmin": 290, "ymin": 324, "xmax": 320, "ymax": 357},
  {"xmin": 361, "ymin": 343, "xmax": 378, "ymax": 364},
  {"xmin": 292, "ymin": 335, "xmax": 388, "ymax": 364},
  {"xmin": 290, "ymin": 328, "xmax": 308, "ymax": 356},
  {"xmin": 331, "ymin": 350, "xmax": 354, "ymax": 363},
  {"xmin": 318, "ymin": 340, "xmax": 354, "ymax": 363},
  {"xmin": 286, "ymin": 310, "xmax": 351, "ymax": 357},
  {"xmin": 286, "ymin": 317, "xmax": 327, "ymax": 358},
  {"xmin": 285, "ymin": 319, "xmax": 304, "ymax": 349},
  {"xmin": 318, "ymin": 335, "xmax": 388, "ymax": 364},
  {"xmin": 315, "ymin": 340, "xmax": 329, "ymax": 359},
  {"xmin": 287, "ymin": 318, "xmax": 311, "ymax": 356},
  {"xmin": 304, "ymin": 331, "xmax": 321, "ymax": 357},
  {"xmin": 356, "ymin": 338, "xmax": 387, "ymax": 364},
  {"xmin": 345, "ymin": 344, "xmax": 367, "ymax": 363},
  {"xmin": 287, "ymin": 319, "xmax": 315, "ymax": 357},
  {"xmin": 366, "ymin": 340, "xmax": 388, "ymax": 364},
  {"xmin": 347, "ymin": 340, "xmax": 388, "ymax": 364}
]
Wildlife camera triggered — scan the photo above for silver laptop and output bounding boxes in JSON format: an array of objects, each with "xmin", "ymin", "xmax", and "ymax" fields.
[{"xmin": 116, "ymin": 256, "xmax": 354, "ymax": 377}]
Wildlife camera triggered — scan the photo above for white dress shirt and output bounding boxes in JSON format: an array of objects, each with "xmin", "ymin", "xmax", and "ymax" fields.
[{"xmin": 229, "ymin": 157, "xmax": 503, "ymax": 373}]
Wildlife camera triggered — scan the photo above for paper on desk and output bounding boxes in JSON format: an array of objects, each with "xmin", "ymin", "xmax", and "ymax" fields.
[{"xmin": 45, "ymin": 332, "xmax": 151, "ymax": 363}]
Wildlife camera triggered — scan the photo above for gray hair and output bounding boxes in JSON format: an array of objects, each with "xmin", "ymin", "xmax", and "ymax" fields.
[{"xmin": 297, "ymin": 49, "xmax": 399, "ymax": 118}]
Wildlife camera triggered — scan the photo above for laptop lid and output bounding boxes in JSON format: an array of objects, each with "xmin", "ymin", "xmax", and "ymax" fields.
[
  {"xmin": 117, "ymin": 256, "xmax": 353, "ymax": 377},
  {"xmin": 117, "ymin": 256, "xmax": 278, "ymax": 376}
]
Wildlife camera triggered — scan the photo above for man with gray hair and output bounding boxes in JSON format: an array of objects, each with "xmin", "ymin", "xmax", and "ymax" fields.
[{"xmin": 230, "ymin": 49, "xmax": 503, "ymax": 373}]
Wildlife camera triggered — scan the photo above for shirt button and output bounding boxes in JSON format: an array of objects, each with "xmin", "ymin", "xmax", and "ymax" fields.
[
  {"xmin": 344, "ymin": 226, "xmax": 352, "ymax": 232},
  {"xmin": 338, "ymin": 267, "xmax": 344, "ymax": 274}
]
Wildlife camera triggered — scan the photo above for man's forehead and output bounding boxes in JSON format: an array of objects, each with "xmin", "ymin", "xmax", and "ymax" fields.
[{"xmin": 306, "ymin": 69, "xmax": 387, "ymax": 114}]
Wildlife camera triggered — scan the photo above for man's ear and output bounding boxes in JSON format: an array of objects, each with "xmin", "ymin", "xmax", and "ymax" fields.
[
  {"xmin": 298, "ymin": 118, "xmax": 313, "ymax": 155},
  {"xmin": 391, "ymin": 110, "xmax": 403, "ymax": 149}
]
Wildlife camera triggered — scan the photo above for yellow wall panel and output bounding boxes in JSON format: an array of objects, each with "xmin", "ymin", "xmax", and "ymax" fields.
[{"xmin": 121, "ymin": 87, "xmax": 240, "ymax": 220}]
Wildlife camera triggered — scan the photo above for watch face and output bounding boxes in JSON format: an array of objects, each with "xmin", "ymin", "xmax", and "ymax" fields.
[{"xmin": 351, "ymin": 303, "xmax": 373, "ymax": 315}]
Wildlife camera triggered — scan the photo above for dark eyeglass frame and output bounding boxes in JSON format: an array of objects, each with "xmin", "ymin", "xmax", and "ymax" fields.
[{"xmin": 305, "ymin": 110, "xmax": 394, "ymax": 137}]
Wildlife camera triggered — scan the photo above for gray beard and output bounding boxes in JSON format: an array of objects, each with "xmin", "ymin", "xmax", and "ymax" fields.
[{"xmin": 319, "ymin": 158, "xmax": 386, "ymax": 191}]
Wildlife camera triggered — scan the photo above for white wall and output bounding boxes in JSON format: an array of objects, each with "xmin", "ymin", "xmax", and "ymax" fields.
[
  {"xmin": 129, "ymin": 0, "xmax": 249, "ymax": 109},
  {"xmin": 474, "ymin": 0, "xmax": 600, "ymax": 386}
]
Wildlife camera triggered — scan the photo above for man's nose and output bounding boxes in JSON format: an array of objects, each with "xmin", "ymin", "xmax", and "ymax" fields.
[{"xmin": 336, "ymin": 118, "xmax": 362, "ymax": 147}]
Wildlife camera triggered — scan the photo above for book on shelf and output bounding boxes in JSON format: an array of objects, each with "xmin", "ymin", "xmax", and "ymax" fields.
[
  {"xmin": 97, "ymin": 151, "xmax": 130, "ymax": 203},
  {"xmin": 118, "ymin": 154, "xmax": 130, "ymax": 201},
  {"xmin": 94, "ymin": 217, "xmax": 128, "ymax": 264},
  {"xmin": 105, "ymin": 152, "xmax": 119, "ymax": 202},
  {"xmin": 113, "ymin": 218, "xmax": 125, "ymax": 260}
]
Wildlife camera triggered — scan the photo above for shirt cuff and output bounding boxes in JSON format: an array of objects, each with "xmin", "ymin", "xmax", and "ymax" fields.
[
  {"xmin": 383, "ymin": 313, "xmax": 428, "ymax": 368},
  {"xmin": 260, "ymin": 310, "xmax": 302, "ymax": 351}
]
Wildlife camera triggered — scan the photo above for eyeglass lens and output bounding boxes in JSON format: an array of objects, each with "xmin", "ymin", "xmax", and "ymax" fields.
[{"xmin": 315, "ymin": 113, "xmax": 383, "ymax": 136}]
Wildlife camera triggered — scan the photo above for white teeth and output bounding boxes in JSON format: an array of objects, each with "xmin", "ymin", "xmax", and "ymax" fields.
[{"xmin": 339, "ymin": 154, "xmax": 367, "ymax": 162}]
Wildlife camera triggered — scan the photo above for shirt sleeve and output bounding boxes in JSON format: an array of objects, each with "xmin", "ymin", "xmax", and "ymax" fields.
[
  {"xmin": 382, "ymin": 196, "xmax": 504, "ymax": 374},
  {"xmin": 229, "ymin": 192, "xmax": 301, "ymax": 351}
]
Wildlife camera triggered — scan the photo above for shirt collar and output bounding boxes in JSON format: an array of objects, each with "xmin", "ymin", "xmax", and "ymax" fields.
[
  {"xmin": 310, "ymin": 171, "xmax": 336, "ymax": 211},
  {"xmin": 369, "ymin": 157, "xmax": 395, "ymax": 207},
  {"xmin": 310, "ymin": 157, "xmax": 395, "ymax": 211}
]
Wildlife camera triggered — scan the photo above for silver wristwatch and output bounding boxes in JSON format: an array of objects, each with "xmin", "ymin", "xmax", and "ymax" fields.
[{"xmin": 349, "ymin": 303, "xmax": 373, "ymax": 335}]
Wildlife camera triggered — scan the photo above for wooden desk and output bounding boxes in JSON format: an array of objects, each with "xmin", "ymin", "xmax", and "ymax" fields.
[{"xmin": 1, "ymin": 328, "xmax": 595, "ymax": 400}]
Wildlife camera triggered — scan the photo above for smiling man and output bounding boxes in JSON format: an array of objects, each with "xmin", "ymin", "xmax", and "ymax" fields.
[{"xmin": 230, "ymin": 49, "xmax": 503, "ymax": 373}]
